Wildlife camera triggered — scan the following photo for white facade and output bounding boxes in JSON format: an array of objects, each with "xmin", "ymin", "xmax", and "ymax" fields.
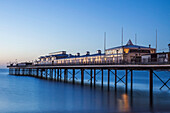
[
  {"xmin": 141, "ymin": 53, "xmax": 170, "ymax": 63},
  {"xmin": 141, "ymin": 55, "xmax": 151, "ymax": 63}
]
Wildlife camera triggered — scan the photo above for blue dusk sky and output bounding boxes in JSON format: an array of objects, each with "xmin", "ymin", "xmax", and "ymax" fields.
[{"xmin": 0, "ymin": 0, "xmax": 170, "ymax": 67}]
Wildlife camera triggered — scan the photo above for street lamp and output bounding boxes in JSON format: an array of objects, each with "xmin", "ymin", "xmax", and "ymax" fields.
[
  {"xmin": 138, "ymin": 47, "xmax": 141, "ymax": 63},
  {"xmin": 138, "ymin": 47, "xmax": 141, "ymax": 56},
  {"xmin": 168, "ymin": 43, "xmax": 170, "ymax": 52},
  {"xmin": 75, "ymin": 55, "xmax": 76, "ymax": 64}
]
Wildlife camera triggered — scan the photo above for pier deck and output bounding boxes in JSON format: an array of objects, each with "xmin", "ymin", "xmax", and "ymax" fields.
[{"xmin": 7, "ymin": 64, "xmax": 170, "ymax": 70}]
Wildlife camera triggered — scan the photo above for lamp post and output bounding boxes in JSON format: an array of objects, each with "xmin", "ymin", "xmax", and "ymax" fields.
[
  {"xmin": 75, "ymin": 55, "xmax": 76, "ymax": 64},
  {"xmin": 168, "ymin": 44, "xmax": 170, "ymax": 52},
  {"xmin": 116, "ymin": 50, "xmax": 119, "ymax": 64},
  {"xmin": 138, "ymin": 47, "xmax": 141, "ymax": 56}
]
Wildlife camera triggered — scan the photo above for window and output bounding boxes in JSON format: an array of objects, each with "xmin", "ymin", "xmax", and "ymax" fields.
[{"xmin": 129, "ymin": 49, "xmax": 150, "ymax": 53}]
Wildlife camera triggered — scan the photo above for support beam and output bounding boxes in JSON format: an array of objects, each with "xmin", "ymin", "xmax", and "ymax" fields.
[
  {"xmin": 64, "ymin": 69, "xmax": 68, "ymax": 82},
  {"xmin": 57, "ymin": 69, "xmax": 59, "ymax": 81},
  {"xmin": 9, "ymin": 68, "xmax": 10, "ymax": 74},
  {"xmin": 125, "ymin": 69, "xmax": 128, "ymax": 93},
  {"xmin": 34, "ymin": 69, "xmax": 35, "ymax": 76},
  {"xmin": 36, "ymin": 69, "xmax": 39, "ymax": 77},
  {"xmin": 73, "ymin": 69, "xmax": 75, "ymax": 84},
  {"xmin": 131, "ymin": 70, "xmax": 133, "ymax": 92},
  {"xmin": 130, "ymin": 69, "xmax": 133, "ymax": 108},
  {"xmin": 50, "ymin": 69, "xmax": 53, "ymax": 80},
  {"xmin": 108, "ymin": 69, "xmax": 110, "ymax": 91},
  {"xmin": 46, "ymin": 69, "xmax": 48, "ymax": 79},
  {"xmin": 101, "ymin": 69, "xmax": 103, "ymax": 88},
  {"xmin": 22, "ymin": 69, "xmax": 24, "ymax": 75},
  {"xmin": 15, "ymin": 69, "xmax": 17, "ymax": 75},
  {"xmin": 149, "ymin": 69, "xmax": 153, "ymax": 108},
  {"xmin": 60, "ymin": 69, "xmax": 62, "ymax": 81},
  {"xmin": 18, "ymin": 68, "xmax": 20, "ymax": 75},
  {"xmin": 115, "ymin": 69, "xmax": 117, "ymax": 92},
  {"xmin": 90, "ymin": 69, "xmax": 92, "ymax": 87},
  {"xmin": 94, "ymin": 69, "xmax": 96, "ymax": 87},
  {"xmin": 31, "ymin": 69, "xmax": 34, "ymax": 76},
  {"xmin": 29, "ymin": 69, "xmax": 31, "ymax": 76},
  {"xmin": 81, "ymin": 69, "xmax": 84, "ymax": 85},
  {"xmin": 54, "ymin": 69, "xmax": 56, "ymax": 80},
  {"xmin": 41, "ymin": 69, "xmax": 43, "ymax": 78},
  {"xmin": 15, "ymin": 69, "xmax": 16, "ymax": 75}
]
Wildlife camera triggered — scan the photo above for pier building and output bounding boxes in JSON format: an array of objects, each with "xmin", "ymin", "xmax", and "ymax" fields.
[
  {"xmin": 37, "ymin": 40, "xmax": 156, "ymax": 65},
  {"xmin": 105, "ymin": 40, "xmax": 156, "ymax": 63},
  {"xmin": 141, "ymin": 52, "xmax": 170, "ymax": 63}
]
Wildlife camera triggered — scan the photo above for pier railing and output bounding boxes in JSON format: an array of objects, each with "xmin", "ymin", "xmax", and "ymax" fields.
[{"xmin": 7, "ymin": 61, "xmax": 170, "ymax": 68}]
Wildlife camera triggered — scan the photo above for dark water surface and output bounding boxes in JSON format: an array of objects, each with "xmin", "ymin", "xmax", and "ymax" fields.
[{"xmin": 0, "ymin": 69, "xmax": 170, "ymax": 113}]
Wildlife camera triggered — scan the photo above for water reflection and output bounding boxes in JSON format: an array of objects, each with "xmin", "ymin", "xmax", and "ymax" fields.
[
  {"xmin": 1, "ymin": 70, "xmax": 170, "ymax": 112},
  {"xmin": 117, "ymin": 94, "xmax": 130, "ymax": 112}
]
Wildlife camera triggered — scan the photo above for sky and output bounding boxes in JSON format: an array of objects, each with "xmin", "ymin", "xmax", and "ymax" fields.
[{"xmin": 0, "ymin": 0, "xmax": 170, "ymax": 68}]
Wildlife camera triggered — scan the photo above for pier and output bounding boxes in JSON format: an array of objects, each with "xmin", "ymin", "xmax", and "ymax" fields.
[
  {"xmin": 7, "ymin": 64, "xmax": 170, "ymax": 108},
  {"xmin": 8, "ymin": 64, "xmax": 170, "ymax": 91}
]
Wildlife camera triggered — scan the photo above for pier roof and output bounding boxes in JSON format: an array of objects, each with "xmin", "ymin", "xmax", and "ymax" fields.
[
  {"xmin": 57, "ymin": 53, "xmax": 105, "ymax": 60},
  {"xmin": 106, "ymin": 40, "xmax": 155, "ymax": 50}
]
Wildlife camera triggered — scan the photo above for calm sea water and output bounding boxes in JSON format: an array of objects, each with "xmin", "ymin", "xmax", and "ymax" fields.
[{"xmin": 0, "ymin": 69, "xmax": 170, "ymax": 113}]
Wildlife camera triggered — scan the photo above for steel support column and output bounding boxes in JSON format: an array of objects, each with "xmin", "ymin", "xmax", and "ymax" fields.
[
  {"xmin": 108, "ymin": 69, "xmax": 110, "ymax": 91},
  {"xmin": 57, "ymin": 69, "xmax": 59, "ymax": 81},
  {"xmin": 36, "ymin": 69, "xmax": 39, "ymax": 77},
  {"xmin": 41, "ymin": 69, "xmax": 43, "ymax": 78},
  {"xmin": 94, "ymin": 69, "xmax": 96, "ymax": 87},
  {"xmin": 64, "ymin": 69, "xmax": 68, "ymax": 82},
  {"xmin": 54, "ymin": 69, "xmax": 56, "ymax": 80},
  {"xmin": 131, "ymin": 69, "xmax": 133, "ymax": 92},
  {"xmin": 18, "ymin": 68, "xmax": 20, "ymax": 75},
  {"xmin": 125, "ymin": 69, "xmax": 128, "ymax": 93},
  {"xmin": 45, "ymin": 69, "xmax": 48, "ymax": 79},
  {"xmin": 81, "ymin": 69, "xmax": 84, "ymax": 85},
  {"xmin": 101, "ymin": 69, "xmax": 103, "ymax": 88},
  {"xmin": 60, "ymin": 69, "xmax": 62, "ymax": 81},
  {"xmin": 149, "ymin": 69, "xmax": 153, "ymax": 108},
  {"xmin": 115, "ymin": 69, "xmax": 117, "ymax": 91},
  {"xmin": 73, "ymin": 69, "xmax": 75, "ymax": 84},
  {"xmin": 50, "ymin": 69, "xmax": 53, "ymax": 80},
  {"xmin": 90, "ymin": 69, "xmax": 92, "ymax": 87}
]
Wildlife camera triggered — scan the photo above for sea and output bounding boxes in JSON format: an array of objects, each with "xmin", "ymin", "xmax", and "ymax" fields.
[{"xmin": 0, "ymin": 69, "xmax": 170, "ymax": 113}]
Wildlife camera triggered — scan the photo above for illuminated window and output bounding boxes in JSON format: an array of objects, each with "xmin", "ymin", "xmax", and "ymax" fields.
[{"xmin": 124, "ymin": 49, "xmax": 129, "ymax": 53}]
